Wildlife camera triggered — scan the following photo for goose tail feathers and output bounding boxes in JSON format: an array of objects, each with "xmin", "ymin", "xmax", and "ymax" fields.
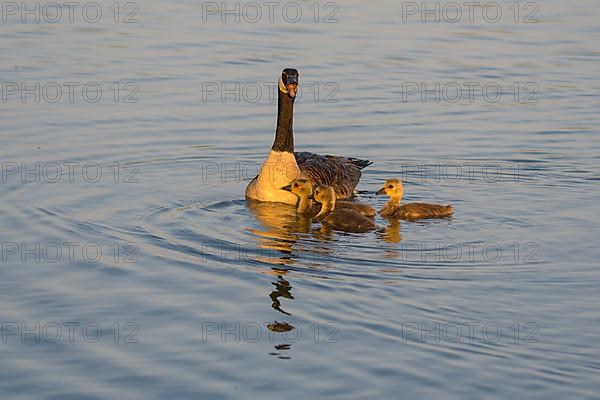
[{"xmin": 347, "ymin": 157, "xmax": 372, "ymax": 170}]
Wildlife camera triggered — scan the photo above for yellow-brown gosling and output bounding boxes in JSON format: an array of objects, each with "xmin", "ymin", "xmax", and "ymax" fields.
[
  {"xmin": 376, "ymin": 179, "xmax": 453, "ymax": 220},
  {"xmin": 313, "ymin": 186, "xmax": 377, "ymax": 233},
  {"xmin": 282, "ymin": 178, "xmax": 376, "ymax": 218}
]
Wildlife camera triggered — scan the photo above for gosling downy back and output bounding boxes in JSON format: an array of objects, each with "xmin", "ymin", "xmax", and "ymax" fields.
[{"xmin": 313, "ymin": 186, "xmax": 376, "ymax": 233}]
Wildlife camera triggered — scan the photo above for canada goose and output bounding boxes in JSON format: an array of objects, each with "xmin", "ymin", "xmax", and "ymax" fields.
[
  {"xmin": 313, "ymin": 186, "xmax": 377, "ymax": 233},
  {"xmin": 245, "ymin": 68, "xmax": 372, "ymax": 205},
  {"xmin": 376, "ymin": 179, "xmax": 453, "ymax": 220},
  {"xmin": 281, "ymin": 178, "xmax": 376, "ymax": 218}
]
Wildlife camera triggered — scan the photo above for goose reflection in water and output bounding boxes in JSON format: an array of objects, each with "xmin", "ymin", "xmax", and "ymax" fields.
[
  {"xmin": 266, "ymin": 270, "xmax": 295, "ymax": 360},
  {"xmin": 245, "ymin": 199, "xmax": 337, "ymax": 263},
  {"xmin": 246, "ymin": 200, "xmax": 337, "ymax": 359},
  {"xmin": 245, "ymin": 200, "xmax": 307, "ymax": 262},
  {"xmin": 269, "ymin": 270, "xmax": 294, "ymax": 316}
]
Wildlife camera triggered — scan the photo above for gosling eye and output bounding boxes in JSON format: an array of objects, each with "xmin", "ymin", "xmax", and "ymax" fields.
[
  {"xmin": 293, "ymin": 183, "xmax": 298, "ymax": 188},
  {"xmin": 387, "ymin": 185, "xmax": 393, "ymax": 189}
]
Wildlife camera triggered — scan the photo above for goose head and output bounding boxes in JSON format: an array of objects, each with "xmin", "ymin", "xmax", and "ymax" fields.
[
  {"xmin": 281, "ymin": 178, "xmax": 314, "ymax": 199},
  {"xmin": 279, "ymin": 68, "xmax": 299, "ymax": 98},
  {"xmin": 376, "ymin": 179, "xmax": 404, "ymax": 200}
]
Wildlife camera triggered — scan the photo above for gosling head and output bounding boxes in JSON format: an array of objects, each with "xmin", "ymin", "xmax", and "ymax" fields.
[
  {"xmin": 313, "ymin": 185, "xmax": 336, "ymax": 206},
  {"xmin": 281, "ymin": 178, "xmax": 313, "ymax": 198},
  {"xmin": 279, "ymin": 68, "xmax": 299, "ymax": 98},
  {"xmin": 376, "ymin": 179, "xmax": 404, "ymax": 200}
]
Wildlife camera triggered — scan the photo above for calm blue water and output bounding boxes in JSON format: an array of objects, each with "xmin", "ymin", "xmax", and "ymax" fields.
[{"xmin": 1, "ymin": 0, "xmax": 600, "ymax": 398}]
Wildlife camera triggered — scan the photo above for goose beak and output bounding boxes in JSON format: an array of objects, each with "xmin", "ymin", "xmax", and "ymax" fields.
[
  {"xmin": 376, "ymin": 187, "xmax": 386, "ymax": 195},
  {"xmin": 287, "ymin": 84, "xmax": 297, "ymax": 98},
  {"xmin": 281, "ymin": 184, "xmax": 292, "ymax": 192}
]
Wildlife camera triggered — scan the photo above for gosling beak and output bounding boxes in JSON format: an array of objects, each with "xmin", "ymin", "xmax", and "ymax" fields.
[
  {"xmin": 308, "ymin": 194, "xmax": 315, "ymax": 200},
  {"xmin": 281, "ymin": 184, "xmax": 292, "ymax": 192},
  {"xmin": 376, "ymin": 187, "xmax": 386, "ymax": 195}
]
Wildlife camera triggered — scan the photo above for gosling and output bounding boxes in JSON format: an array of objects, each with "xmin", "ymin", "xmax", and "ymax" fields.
[
  {"xmin": 376, "ymin": 179, "xmax": 453, "ymax": 220},
  {"xmin": 313, "ymin": 185, "xmax": 377, "ymax": 233},
  {"xmin": 282, "ymin": 179, "xmax": 376, "ymax": 218}
]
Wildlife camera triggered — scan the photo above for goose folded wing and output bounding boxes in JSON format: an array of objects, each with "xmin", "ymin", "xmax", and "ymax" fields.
[{"xmin": 294, "ymin": 152, "xmax": 372, "ymax": 199}]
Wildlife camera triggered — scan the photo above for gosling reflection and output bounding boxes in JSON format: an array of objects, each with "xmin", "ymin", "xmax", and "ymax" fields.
[
  {"xmin": 376, "ymin": 219, "xmax": 404, "ymax": 259},
  {"xmin": 381, "ymin": 218, "xmax": 403, "ymax": 243}
]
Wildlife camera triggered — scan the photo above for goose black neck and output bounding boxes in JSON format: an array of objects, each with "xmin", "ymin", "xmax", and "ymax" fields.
[{"xmin": 272, "ymin": 90, "xmax": 295, "ymax": 152}]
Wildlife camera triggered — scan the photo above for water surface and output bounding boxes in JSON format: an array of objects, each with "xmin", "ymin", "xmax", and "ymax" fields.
[{"xmin": 1, "ymin": 1, "xmax": 600, "ymax": 399}]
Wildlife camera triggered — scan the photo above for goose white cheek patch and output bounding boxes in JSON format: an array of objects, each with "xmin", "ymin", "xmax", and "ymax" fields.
[
  {"xmin": 278, "ymin": 78, "xmax": 287, "ymax": 93},
  {"xmin": 278, "ymin": 78, "xmax": 296, "ymax": 97}
]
